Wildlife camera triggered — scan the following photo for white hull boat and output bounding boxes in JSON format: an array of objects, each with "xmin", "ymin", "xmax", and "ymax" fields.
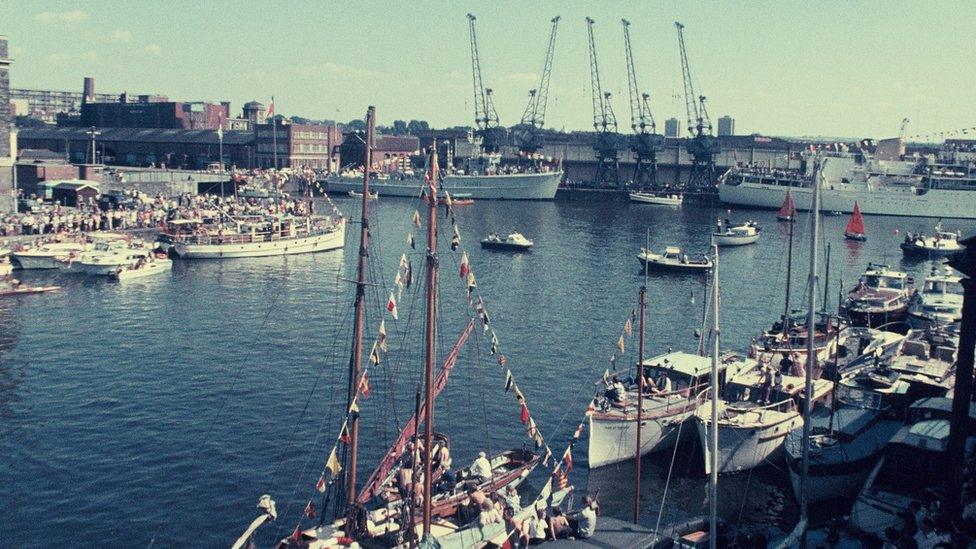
[
  {"xmin": 11, "ymin": 242, "xmax": 87, "ymax": 270},
  {"xmin": 325, "ymin": 171, "xmax": 563, "ymax": 200},
  {"xmin": 637, "ymin": 246, "xmax": 712, "ymax": 272},
  {"xmin": 712, "ymin": 221, "xmax": 761, "ymax": 247},
  {"xmin": 629, "ymin": 191, "xmax": 682, "ymax": 205},
  {"xmin": 113, "ymin": 258, "xmax": 173, "ymax": 281},
  {"xmin": 165, "ymin": 219, "xmax": 346, "ymax": 259}
]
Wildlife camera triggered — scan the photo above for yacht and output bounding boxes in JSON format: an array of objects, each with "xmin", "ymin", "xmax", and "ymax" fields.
[
  {"xmin": 843, "ymin": 264, "xmax": 915, "ymax": 329},
  {"xmin": 157, "ymin": 216, "xmax": 346, "ymax": 259},
  {"xmin": 908, "ymin": 268, "xmax": 964, "ymax": 328},
  {"xmin": 10, "ymin": 232, "xmax": 127, "ymax": 270},
  {"xmin": 70, "ymin": 239, "xmax": 154, "ymax": 276},
  {"xmin": 696, "ymin": 366, "xmax": 833, "ymax": 474},
  {"xmin": 588, "ymin": 351, "xmax": 749, "ymax": 468},
  {"xmin": 711, "ymin": 220, "xmax": 761, "ymax": 246},
  {"xmin": 629, "ymin": 191, "xmax": 682, "ymax": 206},
  {"xmin": 479, "ymin": 232, "xmax": 534, "ymax": 251},
  {"xmin": 637, "ymin": 246, "xmax": 712, "ymax": 272}
]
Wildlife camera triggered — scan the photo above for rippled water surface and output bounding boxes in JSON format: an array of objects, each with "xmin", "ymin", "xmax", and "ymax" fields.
[{"xmin": 0, "ymin": 195, "xmax": 967, "ymax": 547}]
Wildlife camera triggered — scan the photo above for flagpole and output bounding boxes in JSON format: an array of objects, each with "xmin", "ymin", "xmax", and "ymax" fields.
[
  {"xmin": 345, "ymin": 106, "xmax": 375, "ymax": 509},
  {"xmin": 422, "ymin": 140, "xmax": 440, "ymax": 537},
  {"xmin": 709, "ymin": 242, "xmax": 720, "ymax": 549},
  {"xmin": 633, "ymin": 228, "xmax": 648, "ymax": 524},
  {"xmin": 218, "ymin": 123, "xmax": 225, "ymax": 197},
  {"xmin": 271, "ymin": 96, "xmax": 278, "ymax": 170}
]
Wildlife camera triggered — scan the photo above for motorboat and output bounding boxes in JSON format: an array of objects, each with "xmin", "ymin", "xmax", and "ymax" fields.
[
  {"xmin": 629, "ymin": 191, "xmax": 682, "ymax": 206},
  {"xmin": 881, "ymin": 327, "xmax": 958, "ymax": 402},
  {"xmin": 112, "ymin": 255, "xmax": 173, "ymax": 281},
  {"xmin": 348, "ymin": 190, "xmax": 378, "ymax": 200},
  {"xmin": 696, "ymin": 367, "xmax": 833, "ymax": 474},
  {"xmin": 900, "ymin": 224, "xmax": 962, "ymax": 257},
  {"xmin": 637, "ymin": 246, "xmax": 712, "ymax": 272},
  {"xmin": 749, "ymin": 311, "xmax": 843, "ymax": 377},
  {"xmin": 843, "ymin": 264, "xmax": 915, "ymax": 330},
  {"xmin": 588, "ymin": 351, "xmax": 751, "ymax": 468},
  {"xmin": 11, "ymin": 240, "xmax": 88, "ymax": 270},
  {"xmin": 157, "ymin": 216, "xmax": 346, "ymax": 259},
  {"xmin": 850, "ymin": 398, "xmax": 975, "ymax": 538},
  {"xmin": 844, "ymin": 201, "xmax": 867, "ymax": 241},
  {"xmin": 712, "ymin": 220, "xmax": 761, "ymax": 246},
  {"xmin": 908, "ymin": 268, "xmax": 963, "ymax": 329},
  {"xmin": 480, "ymin": 232, "xmax": 533, "ymax": 251},
  {"xmin": 70, "ymin": 239, "xmax": 155, "ymax": 276}
]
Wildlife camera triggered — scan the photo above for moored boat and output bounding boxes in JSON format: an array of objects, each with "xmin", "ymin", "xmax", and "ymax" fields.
[
  {"xmin": 712, "ymin": 220, "xmax": 761, "ymax": 246},
  {"xmin": 11, "ymin": 240, "xmax": 88, "ymax": 270},
  {"xmin": 157, "ymin": 216, "xmax": 346, "ymax": 259},
  {"xmin": 68, "ymin": 238, "xmax": 154, "ymax": 276},
  {"xmin": 844, "ymin": 202, "xmax": 867, "ymax": 241},
  {"xmin": 908, "ymin": 268, "xmax": 963, "ymax": 329},
  {"xmin": 480, "ymin": 232, "xmax": 533, "ymax": 251},
  {"xmin": 0, "ymin": 249, "xmax": 11, "ymax": 277},
  {"xmin": 637, "ymin": 246, "xmax": 712, "ymax": 272},
  {"xmin": 843, "ymin": 264, "xmax": 915, "ymax": 330},
  {"xmin": 0, "ymin": 281, "xmax": 61, "ymax": 298},
  {"xmin": 777, "ymin": 191, "xmax": 796, "ymax": 221},
  {"xmin": 348, "ymin": 189, "xmax": 378, "ymax": 200},
  {"xmin": 629, "ymin": 191, "xmax": 682, "ymax": 206},
  {"xmin": 112, "ymin": 255, "xmax": 173, "ymax": 281}
]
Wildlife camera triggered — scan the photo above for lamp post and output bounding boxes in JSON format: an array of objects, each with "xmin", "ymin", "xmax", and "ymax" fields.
[
  {"xmin": 946, "ymin": 233, "xmax": 976, "ymax": 523},
  {"xmin": 86, "ymin": 126, "xmax": 101, "ymax": 164}
]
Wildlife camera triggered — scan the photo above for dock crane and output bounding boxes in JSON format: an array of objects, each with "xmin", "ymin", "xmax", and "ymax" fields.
[
  {"xmin": 622, "ymin": 19, "xmax": 665, "ymax": 189},
  {"xmin": 675, "ymin": 21, "xmax": 720, "ymax": 191},
  {"xmin": 586, "ymin": 17, "xmax": 625, "ymax": 187},
  {"xmin": 512, "ymin": 16, "xmax": 560, "ymax": 158},
  {"xmin": 467, "ymin": 13, "xmax": 506, "ymax": 154}
]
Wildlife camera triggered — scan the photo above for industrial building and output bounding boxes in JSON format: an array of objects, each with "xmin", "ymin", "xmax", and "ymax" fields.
[
  {"xmin": 253, "ymin": 122, "xmax": 341, "ymax": 170},
  {"xmin": 1, "ymin": 36, "xmax": 14, "ymax": 213},
  {"xmin": 11, "ymin": 77, "xmax": 164, "ymax": 124},
  {"xmin": 79, "ymin": 96, "xmax": 230, "ymax": 130},
  {"xmin": 717, "ymin": 115, "xmax": 735, "ymax": 137},
  {"xmin": 664, "ymin": 118, "xmax": 680, "ymax": 138}
]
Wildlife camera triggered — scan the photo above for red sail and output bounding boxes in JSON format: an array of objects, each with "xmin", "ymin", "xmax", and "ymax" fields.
[
  {"xmin": 357, "ymin": 319, "xmax": 475, "ymax": 503},
  {"xmin": 846, "ymin": 202, "xmax": 865, "ymax": 235},
  {"xmin": 778, "ymin": 191, "xmax": 796, "ymax": 219}
]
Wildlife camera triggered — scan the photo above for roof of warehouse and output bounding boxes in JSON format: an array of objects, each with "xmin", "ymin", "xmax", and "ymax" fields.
[{"xmin": 18, "ymin": 126, "xmax": 255, "ymax": 145}]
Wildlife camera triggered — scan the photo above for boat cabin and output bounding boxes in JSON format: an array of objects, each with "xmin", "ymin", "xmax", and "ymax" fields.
[
  {"xmin": 723, "ymin": 371, "xmax": 832, "ymax": 413},
  {"xmin": 887, "ymin": 329, "xmax": 957, "ymax": 398},
  {"xmin": 860, "ymin": 266, "xmax": 910, "ymax": 291},
  {"xmin": 871, "ymin": 419, "xmax": 950, "ymax": 495},
  {"xmin": 921, "ymin": 273, "xmax": 963, "ymax": 296},
  {"xmin": 639, "ymin": 351, "xmax": 748, "ymax": 397}
]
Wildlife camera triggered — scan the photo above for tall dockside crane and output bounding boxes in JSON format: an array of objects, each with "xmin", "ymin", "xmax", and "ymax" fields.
[
  {"xmin": 675, "ymin": 22, "xmax": 720, "ymax": 191},
  {"xmin": 512, "ymin": 16, "xmax": 561, "ymax": 158},
  {"xmin": 586, "ymin": 17, "xmax": 625, "ymax": 187},
  {"xmin": 468, "ymin": 14, "xmax": 506, "ymax": 153},
  {"xmin": 622, "ymin": 19, "xmax": 665, "ymax": 189}
]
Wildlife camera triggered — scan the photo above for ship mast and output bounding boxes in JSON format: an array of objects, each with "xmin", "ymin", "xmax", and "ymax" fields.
[
  {"xmin": 422, "ymin": 142, "xmax": 440, "ymax": 537},
  {"xmin": 799, "ymin": 162, "xmax": 822, "ymax": 537},
  {"xmin": 345, "ymin": 106, "xmax": 375, "ymax": 507},
  {"xmin": 633, "ymin": 228, "xmax": 648, "ymax": 523},
  {"xmin": 708, "ymin": 243, "xmax": 720, "ymax": 549}
]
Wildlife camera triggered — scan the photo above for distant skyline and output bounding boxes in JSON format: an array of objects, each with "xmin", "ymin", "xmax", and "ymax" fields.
[{"xmin": 3, "ymin": 1, "xmax": 974, "ymax": 139}]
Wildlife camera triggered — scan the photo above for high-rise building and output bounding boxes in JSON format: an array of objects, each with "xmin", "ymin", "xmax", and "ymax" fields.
[
  {"xmin": 664, "ymin": 117, "xmax": 680, "ymax": 138},
  {"xmin": 717, "ymin": 115, "xmax": 735, "ymax": 137},
  {"xmin": 0, "ymin": 36, "xmax": 15, "ymax": 212}
]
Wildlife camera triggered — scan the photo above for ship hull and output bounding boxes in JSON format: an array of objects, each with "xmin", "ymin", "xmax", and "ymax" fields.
[
  {"xmin": 169, "ymin": 223, "xmax": 346, "ymax": 259},
  {"xmin": 324, "ymin": 171, "xmax": 562, "ymax": 200},
  {"xmin": 587, "ymin": 407, "xmax": 694, "ymax": 468},
  {"xmin": 697, "ymin": 407, "xmax": 802, "ymax": 474},
  {"xmin": 719, "ymin": 180, "xmax": 976, "ymax": 219}
]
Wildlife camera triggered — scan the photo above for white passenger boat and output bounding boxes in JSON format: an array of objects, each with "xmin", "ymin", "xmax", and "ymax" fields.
[
  {"xmin": 588, "ymin": 351, "xmax": 751, "ymax": 468},
  {"xmin": 112, "ymin": 256, "xmax": 173, "ymax": 281},
  {"xmin": 629, "ymin": 191, "xmax": 682, "ymax": 206},
  {"xmin": 157, "ymin": 216, "xmax": 346, "ymax": 259},
  {"xmin": 637, "ymin": 246, "xmax": 712, "ymax": 272},
  {"xmin": 908, "ymin": 268, "xmax": 964, "ymax": 328},
  {"xmin": 711, "ymin": 220, "xmax": 761, "ymax": 246},
  {"xmin": 480, "ymin": 232, "xmax": 533, "ymax": 251},
  {"xmin": 696, "ymin": 368, "xmax": 833, "ymax": 474},
  {"xmin": 900, "ymin": 224, "xmax": 963, "ymax": 257},
  {"xmin": 71, "ymin": 239, "xmax": 154, "ymax": 276}
]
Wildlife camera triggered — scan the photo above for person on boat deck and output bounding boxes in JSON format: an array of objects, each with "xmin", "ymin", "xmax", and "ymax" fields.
[
  {"xmin": 758, "ymin": 367, "xmax": 774, "ymax": 404},
  {"xmin": 549, "ymin": 508, "xmax": 572, "ymax": 540},
  {"xmin": 396, "ymin": 459, "xmax": 413, "ymax": 497},
  {"xmin": 779, "ymin": 352, "xmax": 795, "ymax": 375},
  {"xmin": 477, "ymin": 498, "xmax": 503, "ymax": 527},
  {"xmin": 437, "ymin": 443, "xmax": 452, "ymax": 472},
  {"xmin": 567, "ymin": 496, "xmax": 599, "ymax": 540},
  {"xmin": 471, "ymin": 451, "xmax": 493, "ymax": 482},
  {"xmin": 525, "ymin": 508, "xmax": 549, "ymax": 545},
  {"xmin": 504, "ymin": 485, "xmax": 522, "ymax": 513},
  {"xmin": 605, "ymin": 375, "xmax": 627, "ymax": 403},
  {"xmin": 650, "ymin": 371, "xmax": 671, "ymax": 396}
]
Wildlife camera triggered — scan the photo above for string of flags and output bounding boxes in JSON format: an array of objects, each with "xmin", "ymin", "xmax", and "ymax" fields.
[{"xmin": 609, "ymin": 308, "xmax": 637, "ymax": 371}]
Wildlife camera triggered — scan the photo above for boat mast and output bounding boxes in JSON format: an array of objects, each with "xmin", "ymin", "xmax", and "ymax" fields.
[
  {"xmin": 782, "ymin": 214, "xmax": 795, "ymax": 328},
  {"xmin": 799, "ymin": 161, "xmax": 822, "ymax": 536},
  {"xmin": 422, "ymin": 141, "xmax": 440, "ymax": 537},
  {"xmin": 708, "ymin": 242, "xmax": 719, "ymax": 549},
  {"xmin": 822, "ymin": 242, "xmax": 831, "ymax": 312},
  {"xmin": 633, "ymin": 228, "xmax": 649, "ymax": 524},
  {"xmin": 345, "ymin": 106, "xmax": 375, "ymax": 507}
]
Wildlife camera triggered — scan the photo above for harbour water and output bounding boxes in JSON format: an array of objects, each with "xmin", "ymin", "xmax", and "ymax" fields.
[{"xmin": 0, "ymin": 195, "xmax": 967, "ymax": 547}]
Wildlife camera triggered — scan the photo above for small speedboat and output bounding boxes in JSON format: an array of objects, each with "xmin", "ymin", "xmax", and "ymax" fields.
[
  {"xmin": 629, "ymin": 191, "xmax": 682, "ymax": 206},
  {"xmin": 637, "ymin": 246, "xmax": 712, "ymax": 272},
  {"xmin": 712, "ymin": 220, "xmax": 761, "ymax": 246},
  {"xmin": 348, "ymin": 190, "xmax": 378, "ymax": 200},
  {"xmin": 900, "ymin": 224, "xmax": 962, "ymax": 257},
  {"xmin": 112, "ymin": 256, "xmax": 173, "ymax": 281},
  {"xmin": 480, "ymin": 232, "xmax": 533, "ymax": 251}
]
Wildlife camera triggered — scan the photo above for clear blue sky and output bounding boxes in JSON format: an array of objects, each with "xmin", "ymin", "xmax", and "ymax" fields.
[{"xmin": 3, "ymin": 1, "xmax": 974, "ymax": 139}]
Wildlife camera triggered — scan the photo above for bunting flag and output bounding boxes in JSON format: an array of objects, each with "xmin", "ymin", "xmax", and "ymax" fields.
[
  {"xmin": 412, "ymin": 210, "xmax": 422, "ymax": 228},
  {"xmin": 405, "ymin": 261, "xmax": 413, "ymax": 289},
  {"xmin": 466, "ymin": 271, "xmax": 477, "ymax": 292},
  {"xmin": 291, "ymin": 526, "xmax": 303, "ymax": 542},
  {"xmin": 407, "ymin": 232, "xmax": 416, "ymax": 250},
  {"xmin": 386, "ymin": 292, "xmax": 399, "ymax": 320},
  {"xmin": 520, "ymin": 402, "xmax": 530, "ymax": 424},
  {"xmin": 399, "ymin": 253, "xmax": 409, "ymax": 270},
  {"xmin": 339, "ymin": 424, "xmax": 351, "ymax": 444},
  {"xmin": 527, "ymin": 417, "xmax": 538, "ymax": 438},
  {"xmin": 459, "ymin": 252, "xmax": 470, "ymax": 279},
  {"xmin": 349, "ymin": 400, "xmax": 360, "ymax": 415},
  {"xmin": 690, "ymin": 289, "xmax": 695, "ymax": 305},
  {"xmin": 360, "ymin": 372, "xmax": 371, "ymax": 399},
  {"xmin": 444, "ymin": 190, "xmax": 454, "ymax": 207},
  {"xmin": 573, "ymin": 422, "xmax": 585, "ymax": 440},
  {"xmin": 586, "ymin": 399, "xmax": 598, "ymax": 416},
  {"xmin": 304, "ymin": 501, "xmax": 317, "ymax": 519},
  {"xmin": 378, "ymin": 320, "xmax": 388, "ymax": 352},
  {"xmin": 514, "ymin": 386, "xmax": 525, "ymax": 401},
  {"xmin": 369, "ymin": 341, "xmax": 380, "ymax": 365},
  {"xmin": 542, "ymin": 447, "xmax": 553, "ymax": 467},
  {"xmin": 617, "ymin": 335, "xmax": 625, "ymax": 353},
  {"xmin": 394, "ymin": 272, "xmax": 404, "ymax": 299},
  {"xmin": 498, "ymin": 354, "xmax": 507, "ymax": 367},
  {"xmin": 610, "ymin": 353, "xmax": 617, "ymax": 369},
  {"xmin": 326, "ymin": 448, "xmax": 342, "ymax": 478},
  {"xmin": 629, "ymin": 308, "xmax": 636, "ymax": 322},
  {"xmin": 624, "ymin": 318, "xmax": 633, "ymax": 336},
  {"xmin": 315, "ymin": 474, "xmax": 326, "ymax": 493},
  {"xmin": 504, "ymin": 370, "xmax": 514, "ymax": 392},
  {"xmin": 562, "ymin": 447, "xmax": 574, "ymax": 474},
  {"xmin": 451, "ymin": 233, "xmax": 460, "ymax": 251},
  {"xmin": 533, "ymin": 431, "xmax": 544, "ymax": 449}
]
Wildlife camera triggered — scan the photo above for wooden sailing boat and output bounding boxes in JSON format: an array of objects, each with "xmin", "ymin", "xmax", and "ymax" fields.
[
  {"xmin": 777, "ymin": 190, "xmax": 796, "ymax": 221},
  {"xmin": 844, "ymin": 202, "xmax": 867, "ymax": 241}
]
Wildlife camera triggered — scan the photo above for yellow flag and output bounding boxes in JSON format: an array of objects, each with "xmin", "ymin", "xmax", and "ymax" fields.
[
  {"xmin": 617, "ymin": 335, "xmax": 625, "ymax": 353},
  {"xmin": 326, "ymin": 448, "xmax": 342, "ymax": 477},
  {"xmin": 378, "ymin": 320, "xmax": 388, "ymax": 352},
  {"xmin": 350, "ymin": 400, "xmax": 360, "ymax": 414},
  {"xmin": 624, "ymin": 319, "xmax": 633, "ymax": 336}
]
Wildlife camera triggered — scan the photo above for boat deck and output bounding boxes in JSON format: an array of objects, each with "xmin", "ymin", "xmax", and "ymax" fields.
[{"xmin": 549, "ymin": 517, "xmax": 661, "ymax": 548}]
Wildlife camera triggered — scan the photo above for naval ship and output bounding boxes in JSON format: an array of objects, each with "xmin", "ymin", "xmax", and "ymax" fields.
[
  {"xmin": 719, "ymin": 144, "xmax": 976, "ymax": 219},
  {"xmin": 323, "ymin": 153, "xmax": 563, "ymax": 200}
]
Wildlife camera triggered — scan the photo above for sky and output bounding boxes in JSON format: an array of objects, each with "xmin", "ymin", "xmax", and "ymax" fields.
[{"xmin": 3, "ymin": 1, "xmax": 974, "ymax": 139}]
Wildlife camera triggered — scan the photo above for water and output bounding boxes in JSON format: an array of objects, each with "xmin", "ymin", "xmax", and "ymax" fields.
[{"xmin": 0, "ymin": 195, "xmax": 967, "ymax": 547}]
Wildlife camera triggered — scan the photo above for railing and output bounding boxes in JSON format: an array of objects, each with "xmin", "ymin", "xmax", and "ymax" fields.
[{"xmin": 164, "ymin": 222, "xmax": 340, "ymax": 246}]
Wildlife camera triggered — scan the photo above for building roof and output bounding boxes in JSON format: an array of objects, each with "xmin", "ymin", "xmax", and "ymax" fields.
[
  {"xmin": 19, "ymin": 126, "xmax": 255, "ymax": 146},
  {"xmin": 54, "ymin": 181, "xmax": 99, "ymax": 191},
  {"xmin": 375, "ymin": 135, "xmax": 420, "ymax": 152},
  {"xmin": 243, "ymin": 101, "xmax": 265, "ymax": 109}
]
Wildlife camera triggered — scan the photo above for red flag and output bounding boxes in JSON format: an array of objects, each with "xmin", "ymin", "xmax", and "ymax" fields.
[
  {"xmin": 459, "ymin": 252, "xmax": 469, "ymax": 279},
  {"xmin": 520, "ymin": 402, "xmax": 530, "ymax": 424},
  {"xmin": 563, "ymin": 448, "xmax": 574, "ymax": 474},
  {"xmin": 315, "ymin": 474, "xmax": 326, "ymax": 493},
  {"xmin": 267, "ymin": 97, "xmax": 275, "ymax": 118},
  {"xmin": 386, "ymin": 292, "xmax": 398, "ymax": 320},
  {"xmin": 339, "ymin": 424, "xmax": 351, "ymax": 445},
  {"xmin": 304, "ymin": 501, "xmax": 317, "ymax": 519},
  {"xmin": 291, "ymin": 526, "xmax": 303, "ymax": 541},
  {"xmin": 360, "ymin": 372, "xmax": 370, "ymax": 399}
]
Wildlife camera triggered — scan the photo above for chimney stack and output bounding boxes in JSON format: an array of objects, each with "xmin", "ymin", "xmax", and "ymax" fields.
[{"xmin": 83, "ymin": 77, "xmax": 95, "ymax": 104}]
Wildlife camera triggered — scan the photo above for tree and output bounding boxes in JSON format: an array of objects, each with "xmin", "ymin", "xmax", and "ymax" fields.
[
  {"xmin": 346, "ymin": 118, "xmax": 367, "ymax": 131},
  {"xmin": 407, "ymin": 120, "xmax": 430, "ymax": 134},
  {"xmin": 393, "ymin": 120, "xmax": 408, "ymax": 135}
]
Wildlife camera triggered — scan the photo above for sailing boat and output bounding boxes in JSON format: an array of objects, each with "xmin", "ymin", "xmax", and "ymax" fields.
[
  {"xmin": 777, "ymin": 190, "xmax": 796, "ymax": 221},
  {"xmin": 232, "ymin": 107, "xmax": 573, "ymax": 549},
  {"xmin": 844, "ymin": 202, "xmax": 867, "ymax": 241}
]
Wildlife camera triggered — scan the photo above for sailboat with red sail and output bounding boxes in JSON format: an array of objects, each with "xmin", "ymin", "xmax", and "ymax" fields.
[
  {"xmin": 845, "ymin": 202, "xmax": 867, "ymax": 241},
  {"xmin": 777, "ymin": 190, "xmax": 796, "ymax": 221}
]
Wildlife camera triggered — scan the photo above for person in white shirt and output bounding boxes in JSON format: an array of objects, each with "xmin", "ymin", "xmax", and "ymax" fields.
[{"xmin": 470, "ymin": 451, "xmax": 493, "ymax": 481}]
